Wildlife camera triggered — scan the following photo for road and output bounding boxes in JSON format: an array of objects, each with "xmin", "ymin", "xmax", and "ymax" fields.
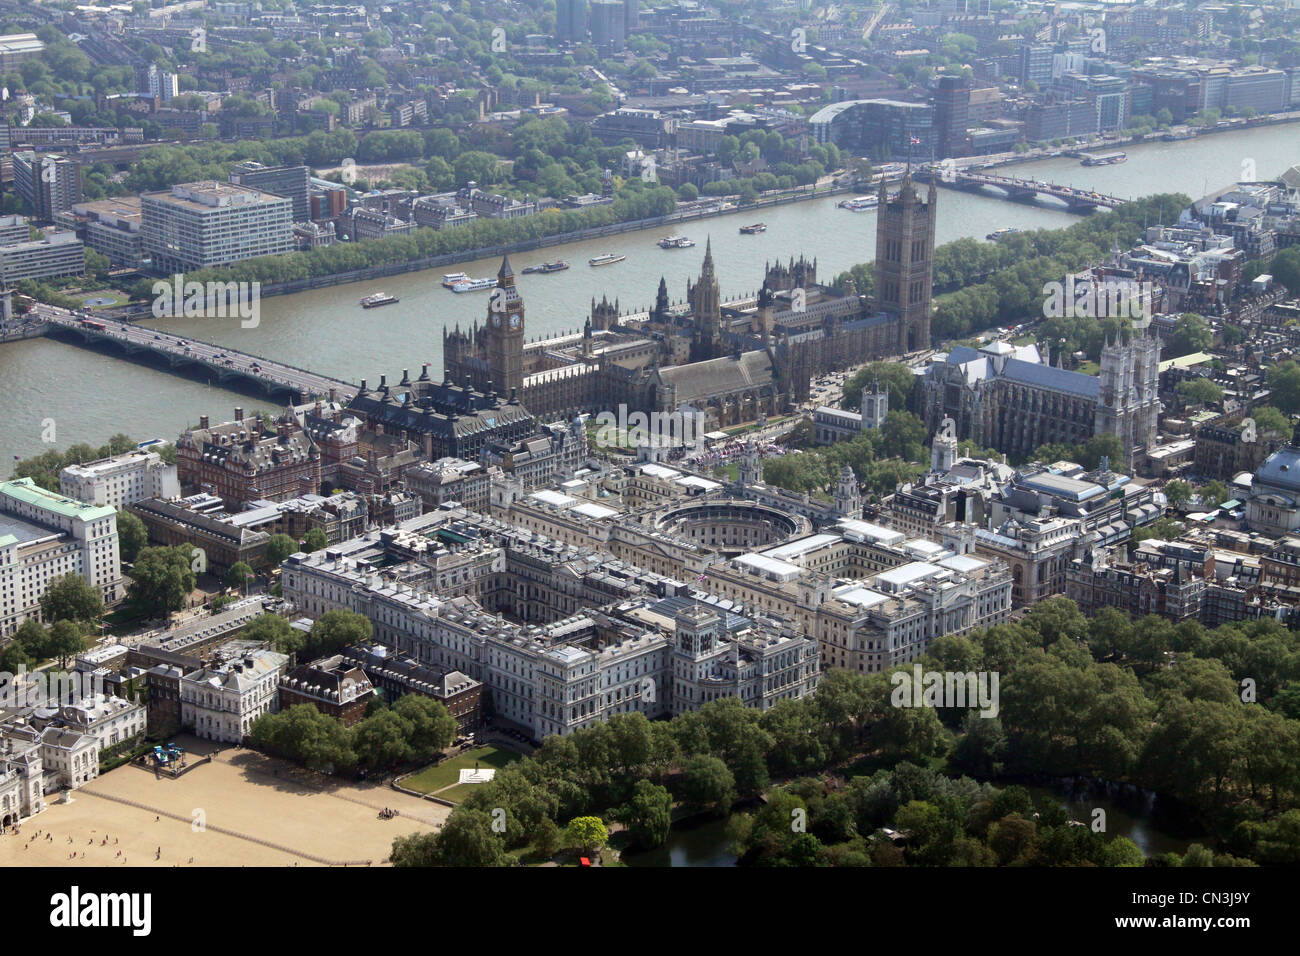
[{"xmin": 33, "ymin": 303, "xmax": 352, "ymax": 400}]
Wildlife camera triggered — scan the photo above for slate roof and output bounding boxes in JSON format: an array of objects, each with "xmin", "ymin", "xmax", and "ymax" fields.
[
  {"xmin": 347, "ymin": 378, "xmax": 534, "ymax": 440},
  {"xmin": 1254, "ymin": 446, "xmax": 1300, "ymax": 493},
  {"xmin": 935, "ymin": 344, "xmax": 1098, "ymax": 398},
  {"xmin": 1000, "ymin": 358, "xmax": 1101, "ymax": 399},
  {"xmin": 656, "ymin": 350, "xmax": 777, "ymax": 404}
]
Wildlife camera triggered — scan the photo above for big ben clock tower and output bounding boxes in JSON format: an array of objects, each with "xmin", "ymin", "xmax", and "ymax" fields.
[{"xmin": 486, "ymin": 254, "xmax": 524, "ymax": 396}]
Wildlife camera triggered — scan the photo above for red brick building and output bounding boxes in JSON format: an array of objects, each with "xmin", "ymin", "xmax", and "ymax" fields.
[
  {"xmin": 177, "ymin": 407, "xmax": 321, "ymax": 509},
  {"xmin": 279, "ymin": 655, "xmax": 375, "ymax": 726}
]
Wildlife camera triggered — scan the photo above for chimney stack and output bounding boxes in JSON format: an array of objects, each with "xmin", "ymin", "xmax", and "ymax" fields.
[
  {"xmin": 199, "ymin": 415, "xmax": 209, "ymax": 430},
  {"xmin": 234, "ymin": 407, "xmax": 244, "ymax": 422}
]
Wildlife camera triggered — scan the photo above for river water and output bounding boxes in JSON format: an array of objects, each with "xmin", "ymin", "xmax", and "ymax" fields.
[{"xmin": 2, "ymin": 123, "xmax": 1296, "ymax": 461}]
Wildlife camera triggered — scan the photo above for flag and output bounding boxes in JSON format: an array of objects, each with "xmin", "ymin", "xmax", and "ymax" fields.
[{"xmin": 909, "ymin": 136, "xmax": 920, "ymax": 145}]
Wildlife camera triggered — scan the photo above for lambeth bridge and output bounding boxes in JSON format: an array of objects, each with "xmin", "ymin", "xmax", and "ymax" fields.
[{"xmin": 916, "ymin": 166, "xmax": 1129, "ymax": 212}]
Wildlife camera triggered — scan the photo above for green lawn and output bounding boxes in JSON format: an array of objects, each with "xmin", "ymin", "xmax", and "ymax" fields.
[
  {"xmin": 402, "ymin": 746, "xmax": 521, "ymax": 795},
  {"xmin": 436, "ymin": 782, "xmax": 484, "ymax": 803},
  {"xmin": 73, "ymin": 289, "xmax": 130, "ymax": 308}
]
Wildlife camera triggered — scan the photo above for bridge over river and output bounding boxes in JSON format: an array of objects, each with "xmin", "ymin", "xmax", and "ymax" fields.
[
  {"xmin": 32, "ymin": 304, "xmax": 352, "ymax": 402},
  {"xmin": 916, "ymin": 166, "xmax": 1128, "ymax": 212}
]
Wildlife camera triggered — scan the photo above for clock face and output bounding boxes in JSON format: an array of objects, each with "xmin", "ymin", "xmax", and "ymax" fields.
[{"xmin": 509, "ymin": 313, "xmax": 521, "ymax": 329}]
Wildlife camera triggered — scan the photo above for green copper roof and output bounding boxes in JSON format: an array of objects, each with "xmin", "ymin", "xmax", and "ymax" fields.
[{"xmin": 1, "ymin": 477, "xmax": 116, "ymax": 521}]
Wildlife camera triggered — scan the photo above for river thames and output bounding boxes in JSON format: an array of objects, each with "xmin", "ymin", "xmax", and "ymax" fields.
[{"xmin": 2, "ymin": 122, "xmax": 1298, "ymax": 460}]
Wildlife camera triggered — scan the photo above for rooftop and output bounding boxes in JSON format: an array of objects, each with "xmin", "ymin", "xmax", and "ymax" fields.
[{"xmin": 1, "ymin": 477, "xmax": 116, "ymax": 522}]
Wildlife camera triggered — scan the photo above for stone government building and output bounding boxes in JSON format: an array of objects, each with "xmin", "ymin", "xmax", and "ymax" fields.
[{"xmin": 438, "ymin": 175, "xmax": 941, "ymax": 429}]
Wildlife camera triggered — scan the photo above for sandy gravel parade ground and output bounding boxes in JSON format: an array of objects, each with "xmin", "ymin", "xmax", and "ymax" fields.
[{"xmin": 0, "ymin": 739, "xmax": 449, "ymax": 867}]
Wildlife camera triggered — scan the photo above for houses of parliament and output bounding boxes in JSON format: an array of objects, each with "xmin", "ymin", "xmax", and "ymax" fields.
[{"xmin": 437, "ymin": 174, "xmax": 939, "ymax": 429}]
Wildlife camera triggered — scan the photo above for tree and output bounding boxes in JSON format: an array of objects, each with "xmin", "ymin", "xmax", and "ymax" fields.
[
  {"xmin": 618, "ymin": 780, "xmax": 673, "ymax": 850},
  {"xmin": 843, "ymin": 362, "xmax": 915, "ymax": 412},
  {"xmin": 1251, "ymin": 406, "xmax": 1292, "ymax": 439},
  {"xmin": 243, "ymin": 613, "xmax": 293, "ymax": 650},
  {"xmin": 116, "ymin": 510, "xmax": 147, "ymax": 563},
  {"xmin": 8, "ymin": 618, "xmax": 49, "ymax": 663},
  {"xmin": 1102, "ymin": 836, "xmax": 1146, "ymax": 867},
  {"xmin": 302, "ymin": 528, "xmax": 328, "ymax": 553},
  {"xmin": 1270, "ymin": 247, "xmax": 1300, "ymax": 295},
  {"xmin": 305, "ymin": 609, "xmax": 372, "ymax": 659},
  {"xmin": 126, "ymin": 545, "xmax": 197, "ymax": 618},
  {"xmin": 249, "ymin": 703, "xmax": 355, "ymax": 773},
  {"xmin": 1198, "ymin": 480, "xmax": 1230, "ymax": 508},
  {"xmin": 392, "ymin": 694, "xmax": 458, "ymax": 760},
  {"xmin": 45, "ymin": 619, "xmax": 88, "ymax": 667},
  {"xmin": 1176, "ymin": 377, "xmax": 1223, "ymax": 406},
  {"xmin": 565, "ymin": 816, "xmax": 608, "ymax": 855},
  {"xmin": 0, "ymin": 636, "xmax": 34, "ymax": 672},
  {"xmin": 1078, "ymin": 434, "xmax": 1126, "ymax": 471},
  {"xmin": 1268, "ymin": 362, "xmax": 1300, "ymax": 415},
  {"xmin": 1132, "ymin": 515, "xmax": 1184, "ymax": 544},
  {"xmin": 1022, "ymin": 596, "xmax": 1088, "ymax": 648},
  {"xmin": 677, "ymin": 754, "xmax": 736, "ymax": 813},
  {"xmin": 1167, "ymin": 314, "xmax": 1211, "ymax": 357},
  {"xmin": 38, "ymin": 573, "xmax": 104, "ymax": 626},
  {"xmin": 264, "ymin": 533, "xmax": 299, "ymax": 567},
  {"xmin": 988, "ymin": 815, "xmax": 1037, "ymax": 865},
  {"xmin": 950, "ymin": 712, "xmax": 1008, "ymax": 778},
  {"xmin": 533, "ymin": 817, "xmax": 561, "ymax": 858},
  {"xmin": 388, "ymin": 831, "xmax": 441, "ymax": 866},
  {"xmin": 351, "ymin": 709, "xmax": 415, "ymax": 771},
  {"xmin": 392, "ymin": 809, "xmax": 510, "ymax": 866},
  {"xmin": 1164, "ymin": 479, "xmax": 1193, "ymax": 510},
  {"xmin": 226, "ymin": 561, "xmax": 254, "ymax": 591},
  {"xmin": 879, "ymin": 410, "xmax": 928, "ymax": 461}
]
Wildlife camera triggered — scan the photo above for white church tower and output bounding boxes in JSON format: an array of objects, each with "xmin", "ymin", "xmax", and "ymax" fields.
[
  {"xmin": 931, "ymin": 416, "xmax": 959, "ymax": 473},
  {"xmin": 834, "ymin": 465, "xmax": 863, "ymax": 518}
]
